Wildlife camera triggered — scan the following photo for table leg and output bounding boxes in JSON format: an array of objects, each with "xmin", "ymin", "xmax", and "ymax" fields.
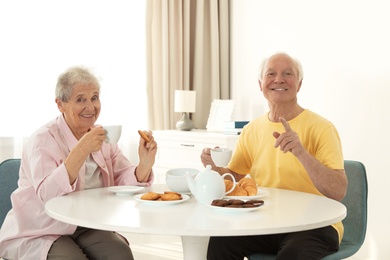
[{"xmin": 181, "ymin": 236, "xmax": 209, "ymax": 260}]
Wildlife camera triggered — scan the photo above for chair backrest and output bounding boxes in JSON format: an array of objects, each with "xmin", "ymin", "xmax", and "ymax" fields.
[
  {"xmin": 0, "ymin": 158, "xmax": 21, "ymax": 226},
  {"xmin": 328, "ymin": 160, "xmax": 368, "ymax": 258},
  {"xmin": 248, "ymin": 160, "xmax": 368, "ymax": 260}
]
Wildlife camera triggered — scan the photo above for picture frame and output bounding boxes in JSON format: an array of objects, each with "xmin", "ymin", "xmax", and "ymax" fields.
[{"xmin": 206, "ymin": 99, "xmax": 235, "ymax": 131}]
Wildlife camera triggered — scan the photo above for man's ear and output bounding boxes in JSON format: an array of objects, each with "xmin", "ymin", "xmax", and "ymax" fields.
[
  {"xmin": 55, "ymin": 98, "xmax": 64, "ymax": 113},
  {"xmin": 259, "ymin": 79, "xmax": 263, "ymax": 92},
  {"xmin": 297, "ymin": 79, "xmax": 303, "ymax": 92}
]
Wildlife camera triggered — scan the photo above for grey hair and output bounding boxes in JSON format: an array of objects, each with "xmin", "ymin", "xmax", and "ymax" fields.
[
  {"xmin": 55, "ymin": 66, "xmax": 100, "ymax": 102},
  {"xmin": 258, "ymin": 52, "xmax": 304, "ymax": 82}
]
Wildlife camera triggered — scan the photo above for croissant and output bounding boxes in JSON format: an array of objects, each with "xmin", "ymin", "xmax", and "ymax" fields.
[
  {"xmin": 238, "ymin": 178, "xmax": 258, "ymax": 196},
  {"xmin": 229, "ymin": 185, "xmax": 247, "ymax": 196},
  {"xmin": 225, "ymin": 178, "xmax": 258, "ymax": 196},
  {"xmin": 224, "ymin": 179, "xmax": 234, "ymax": 192}
]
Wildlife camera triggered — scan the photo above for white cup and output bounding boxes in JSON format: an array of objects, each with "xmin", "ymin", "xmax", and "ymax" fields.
[
  {"xmin": 210, "ymin": 147, "xmax": 232, "ymax": 167},
  {"xmin": 104, "ymin": 125, "xmax": 122, "ymax": 143},
  {"xmin": 166, "ymin": 168, "xmax": 200, "ymax": 193}
]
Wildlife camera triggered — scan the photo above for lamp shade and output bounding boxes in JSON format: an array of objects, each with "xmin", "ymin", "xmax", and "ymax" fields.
[{"xmin": 174, "ymin": 90, "xmax": 196, "ymax": 113}]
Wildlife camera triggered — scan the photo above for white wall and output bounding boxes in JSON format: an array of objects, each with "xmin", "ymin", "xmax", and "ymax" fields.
[
  {"xmin": 0, "ymin": 0, "xmax": 147, "ymax": 138},
  {"xmin": 0, "ymin": 1, "xmax": 147, "ymax": 161},
  {"xmin": 230, "ymin": 0, "xmax": 390, "ymax": 259}
]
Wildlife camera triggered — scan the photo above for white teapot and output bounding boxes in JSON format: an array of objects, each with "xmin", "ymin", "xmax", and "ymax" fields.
[{"xmin": 186, "ymin": 165, "xmax": 236, "ymax": 204}]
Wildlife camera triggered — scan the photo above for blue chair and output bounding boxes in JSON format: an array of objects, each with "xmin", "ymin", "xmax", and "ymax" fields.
[
  {"xmin": 248, "ymin": 160, "xmax": 368, "ymax": 260},
  {"xmin": 0, "ymin": 158, "xmax": 21, "ymax": 226}
]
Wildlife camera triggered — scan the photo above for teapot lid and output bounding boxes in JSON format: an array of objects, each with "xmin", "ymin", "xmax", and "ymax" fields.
[
  {"xmin": 205, "ymin": 165, "xmax": 212, "ymax": 171},
  {"xmin": 203, "ymin": 164, "xmax": 219, "ymax": 175}
]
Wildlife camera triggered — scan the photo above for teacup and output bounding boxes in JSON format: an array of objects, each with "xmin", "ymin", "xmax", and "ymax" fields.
[
  {"xmin": 210, "ymin": 147, "xmax": 232, "ymax": 167},
  {"xmin": 104, "ymin": 125, "xmax": 122, "ymax": 143}
]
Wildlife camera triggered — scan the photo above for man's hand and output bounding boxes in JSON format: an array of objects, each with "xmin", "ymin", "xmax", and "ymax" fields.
[
  {"xmin": 200, "ymin": 147, "xmax": 218, "ymax": 169},
  {"xmin": 273, "ymin": 117, "xmax": 305, "ymax": 157},
  {"xmin": 200, "ymin": 147, "xmax": 245, "ymax": 182}
]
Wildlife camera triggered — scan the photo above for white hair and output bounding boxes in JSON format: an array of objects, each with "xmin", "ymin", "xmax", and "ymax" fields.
[{"xmin": 258, "ymin": 52, "xmax": 304, "ymax": 82}]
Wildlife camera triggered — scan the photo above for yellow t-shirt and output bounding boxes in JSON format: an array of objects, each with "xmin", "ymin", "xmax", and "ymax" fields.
[{"xmin": 228, "ymin": 109, "xmax": 344, "ymax": 242}]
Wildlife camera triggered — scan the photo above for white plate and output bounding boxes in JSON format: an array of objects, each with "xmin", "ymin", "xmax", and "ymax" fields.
[
  {"xmin": 133, "ymin": 193, "xmax": 190, "ymax": 206},
  {"xmin": 207, "ymin": 204, "xmax": 262, "ymax": 213},
  {"xmin": 224, "ymin": 188, "xmax": 269, "ymax": 200},
  {"xmin": 107, "ymin": 186, "xmax": 145, "ymax": 195}
]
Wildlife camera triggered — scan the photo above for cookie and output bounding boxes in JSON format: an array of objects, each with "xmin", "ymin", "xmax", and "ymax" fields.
[
  {"xmin": 211, "ymin": 199, "xmax": 230, "ymax": 207},
  {"xmin": 161, "ymin": 193, "xmax": 182, "ymax": 201},
  {"xmin": 141, "ymin": 192, "xmax": 161, "ymax": 200},
  {"xmin": 164, "ymin": 191, "xmax": 182, "ymax": 197},
  {"xmin": 211, "ymin": 199, "xmax": 264, "ymax": 208},
  {"xmin": 228, "ymin": 199, "xmax": 245, "ymax": 205}
]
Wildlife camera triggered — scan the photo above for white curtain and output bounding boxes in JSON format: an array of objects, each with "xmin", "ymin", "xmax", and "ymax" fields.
[{"xmin": 146, "ymin": 0, "xmax": 230, "ymax": 130}]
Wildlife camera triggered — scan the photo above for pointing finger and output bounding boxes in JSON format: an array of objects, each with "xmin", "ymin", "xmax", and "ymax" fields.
[{"xmin": 279, "ymin": 117, "xmax": 292, "ymax": 132}]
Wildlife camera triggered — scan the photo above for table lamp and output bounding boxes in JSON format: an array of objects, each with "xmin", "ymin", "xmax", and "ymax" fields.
[{"xmin": 174, "ymin": 90, "xmax": 196, "ymax": 131}]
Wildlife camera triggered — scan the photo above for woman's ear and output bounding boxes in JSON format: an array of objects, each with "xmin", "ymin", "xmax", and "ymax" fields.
[{"xmin": 55, "ymin": 98, "xmax": 64, "ymax": 113}]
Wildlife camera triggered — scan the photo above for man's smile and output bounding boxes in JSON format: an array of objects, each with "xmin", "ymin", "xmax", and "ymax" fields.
[{"xmin": 271, "ymin": 87, "xmax": 288, "ymax": 91}]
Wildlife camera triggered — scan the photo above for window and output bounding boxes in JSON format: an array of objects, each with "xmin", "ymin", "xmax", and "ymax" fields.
[{"xmin": 0, "ymin": 1, "xmax": 147, "ymax": 160}]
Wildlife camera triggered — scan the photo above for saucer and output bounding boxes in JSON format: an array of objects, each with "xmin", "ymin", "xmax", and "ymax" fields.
[{"xmin": 107, "ymin": 186, "xmax": 145, "ymax": 195}]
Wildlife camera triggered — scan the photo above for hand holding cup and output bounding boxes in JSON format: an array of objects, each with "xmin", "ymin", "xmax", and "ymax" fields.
[{"xmin": 210, "ymin": 147, "xmax": 232, "ymax": 167}]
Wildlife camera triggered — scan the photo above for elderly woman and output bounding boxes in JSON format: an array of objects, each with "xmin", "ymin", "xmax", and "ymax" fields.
[
  {"xmin": 201, "ymin": 52, "xmax": 347, "ymax": 260},
  {"xmin": 0, "ymin": 66, "xmax": 157, "ymax": 260}
]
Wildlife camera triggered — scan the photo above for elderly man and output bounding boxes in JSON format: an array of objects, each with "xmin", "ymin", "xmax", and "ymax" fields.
[{"xmin": 201, "ymin": 52, "xmax": 347, "ymax": 260}]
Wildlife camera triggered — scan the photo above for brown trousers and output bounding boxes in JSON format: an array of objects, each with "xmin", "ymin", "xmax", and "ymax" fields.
[{"xmin": 47, "ymin": 227, "xmax": 134, "ymax": 260}]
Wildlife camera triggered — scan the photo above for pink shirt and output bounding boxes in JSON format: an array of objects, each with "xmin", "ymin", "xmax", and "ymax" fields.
[{"xmin": 0, "ymin": 115, "xmax": 154, "ymax": 260}]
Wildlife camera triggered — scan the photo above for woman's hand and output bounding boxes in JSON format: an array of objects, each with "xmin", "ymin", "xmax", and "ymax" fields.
[
  {"xmin": 65, "ymin": 126, "xmax": 106, "ymax": 184},
  {"xmin": 136, "ymin": 131, "xmax": 158, "ymax": 182},
  {"xmin": 78, "ymin": 126, "xmax": 106, "ymax": 154}
]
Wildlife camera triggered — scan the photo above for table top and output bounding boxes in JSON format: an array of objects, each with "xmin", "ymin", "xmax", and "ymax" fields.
[{"xmin": 45, "ymin": 184, "xmax": 346, "ymax": 237}]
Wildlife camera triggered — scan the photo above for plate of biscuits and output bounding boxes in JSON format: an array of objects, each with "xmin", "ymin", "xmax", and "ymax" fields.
[
  {"xmin": 224, "ymin": 178, "xmax": 269, "ymax": 200},
  {"xmin": 208, "ymin": 199, "xmax": 264, "ymax": 213},
  {"xmin": 134, "ymin": 191, "xmax": 190, "ymax": 206}
]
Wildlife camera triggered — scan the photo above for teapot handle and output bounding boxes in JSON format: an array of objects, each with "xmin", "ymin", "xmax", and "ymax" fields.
[{"xmin": 221, "ymin": 173, "xmax": 236, "ymax": 195}]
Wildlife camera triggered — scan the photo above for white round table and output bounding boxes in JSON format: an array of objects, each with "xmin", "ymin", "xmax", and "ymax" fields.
[{"xmin": 45, "ymin": 185, "xmax": 346, "ymax": 260}]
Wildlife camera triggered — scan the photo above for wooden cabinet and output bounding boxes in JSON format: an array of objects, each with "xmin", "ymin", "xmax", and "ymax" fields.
[{"xmin": 152, "ymin": 130, "xmax": 239, "ymax": 183}]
